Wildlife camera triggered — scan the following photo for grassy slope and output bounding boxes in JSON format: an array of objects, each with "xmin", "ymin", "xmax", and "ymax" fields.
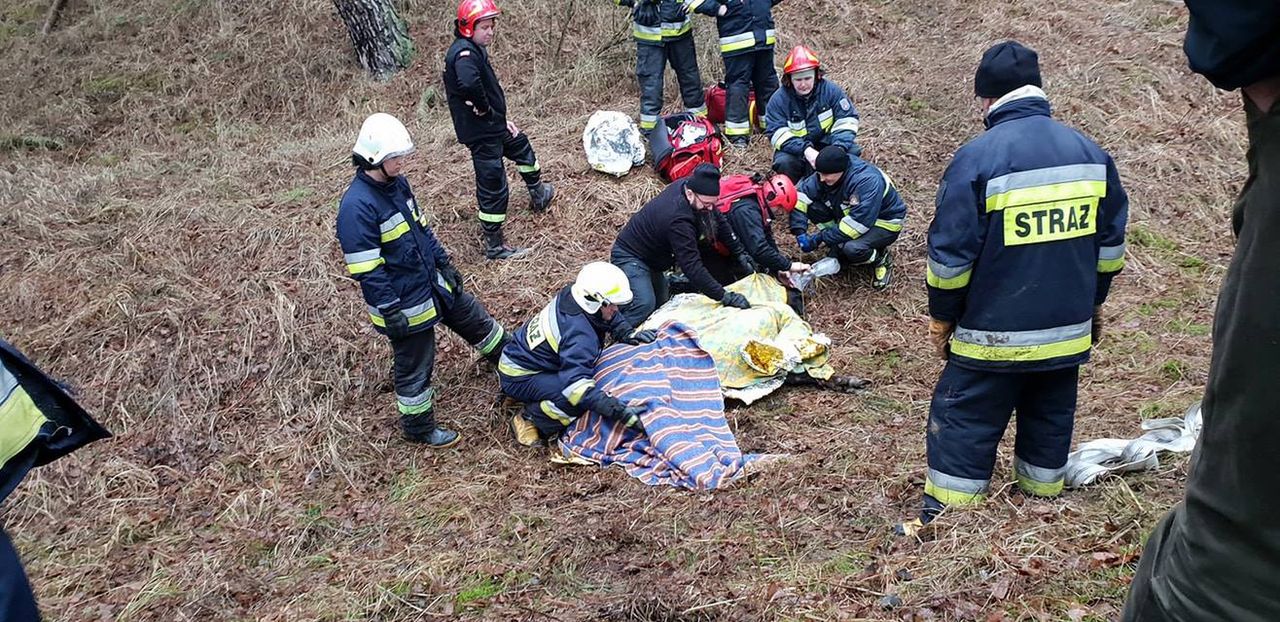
[{"xmin": 0, "ymin": 0, "xmax": 1243, "ymax": 619}]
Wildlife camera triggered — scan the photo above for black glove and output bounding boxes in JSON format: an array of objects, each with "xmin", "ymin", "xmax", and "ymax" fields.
[
  {"xmin": 622, "ymin": 404, "xmax": 647, "ymax": 432},
  {"xmin": 595, "ymin": 395, "xmax": 627, "ymax": 421},
  {"xmin": 439, "ymin": 263, "xmax": 464, "ymax": 293},
  {"xmin": 736, "ymin": 254, "xmax": 758, "ymax": 276},
  {"xmin": 721, "ymin": 291, "xmax": 751, "ymax": 309},
  {"xmin": 619, "ymin": 329, "xmax": 658, "ymax": 345},
  {"xmin": 382, "ymin": 307, "xmax": 411, "ymax": 340}
]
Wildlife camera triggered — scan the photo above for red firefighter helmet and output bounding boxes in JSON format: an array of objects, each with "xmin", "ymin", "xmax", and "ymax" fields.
[
  {"xmin": 763, "ymin": 174, "xmax": 798, "ymax": 213},
  {"xmin": 457, "ymin": 0, "xmax": 501, "ymax": 38},
  {"xmin": 782, "ymin": 45, "xmax": 822, "ymax": 76}
]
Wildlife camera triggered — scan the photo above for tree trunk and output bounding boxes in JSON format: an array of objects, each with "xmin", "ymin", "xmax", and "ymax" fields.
[{"xmin": 334, "ymin": 0, "xmax": 416, "ymax": 80}]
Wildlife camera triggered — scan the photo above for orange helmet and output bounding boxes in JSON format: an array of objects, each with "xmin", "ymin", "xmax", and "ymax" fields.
[
  {"xmin": 457, "ymin": 0, "xmax": 500, "ymax": 38},
  {"xmin": 763, "ymin": 174, "xmax": 798, "ymax": 213},
  {"xmin": 782, "ymin": 45, "xmax": 821, "ymax": 76}
]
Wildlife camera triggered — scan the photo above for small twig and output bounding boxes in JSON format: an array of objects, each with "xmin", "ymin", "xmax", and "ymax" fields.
[{"xmin": 42, "ymin": 0, "xmax": 68, "ymax": 36}]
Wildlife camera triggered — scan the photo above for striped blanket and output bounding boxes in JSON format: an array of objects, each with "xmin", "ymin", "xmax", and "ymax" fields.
[{"xmin": 557, "ymin": 323, "xmax": 779, "ymax": 490}]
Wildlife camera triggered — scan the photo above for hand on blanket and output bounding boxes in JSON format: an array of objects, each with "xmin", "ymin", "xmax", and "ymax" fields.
[
  {"xmin": 623, "ymin": 404, "xmax": 647, "ymax": 433},
  {"xmin": 619, "ymin": 329, "xmax": 658, "ymax": 345},
  {"xmin": 720, "ymin": 291, "xmax": 751, "ymax": 309}
]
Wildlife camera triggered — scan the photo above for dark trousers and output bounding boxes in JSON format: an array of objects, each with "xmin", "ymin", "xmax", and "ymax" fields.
[
  {"xmin": 610, "ymin": 249, "xmax": 670, "ymax": 328},
  {"xmin": 772, "ymin": 151, "xmax": 812, "ymax": 184},
  {"xmin": 1123, "ymin": 96, "xmax": 1280, "ymax": 621},
  {"xmin": 499, "ymin": 371, "xmax": 584, "ymax": 439},
  {"xmin": 390, "ymin": 291, "xmax": 506, "ymax": 417},
  {"xmin": 832, "ymin": 227, "xmax": 899, "ymax": 265},
  {"xmin": 637, "ymin": 38, "xmax": 705, "ymax": 132},
  {"xmin": 469, "ymin": 131, "xmax": 541, "ymax": 228},
  {"xmin": 723, "ymin": 48, "xmax": 778, "ymax": 139},
  {"xmin": 925, "ymin": 363, "xmax": 1079, "ymax": 504},
  {"xmin": 0, "ymin": 528, "xmax": 39, "ymax": 622}
]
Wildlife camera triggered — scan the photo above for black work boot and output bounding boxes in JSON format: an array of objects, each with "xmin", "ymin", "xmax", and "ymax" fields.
[
  {"xmin": 528, "ymin": 182, "xmax": 555, "ymax": 213},
  {"xmin": 872, "ymin": 249, "xmax": 894, "ymax": 290},
  {"xmin": 401, "ymin": 410, "xmax": 461, "ymax": 448},
  {"xmin": 482, "ymin": 224, "xmax": 529, "ymax": 261},
  {"xmin": 894, "ymin": 494, "xmax": 944, "ymax": 537}
]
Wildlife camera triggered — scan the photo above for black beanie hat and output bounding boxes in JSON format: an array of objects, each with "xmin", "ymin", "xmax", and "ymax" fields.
[
  {"xmin": 815, "ymin": 145, "xmax": 848, "ymax": 174},
  {"xmin": 686, "ymin": 163, "xmax": 721, "ymax": 195},
  {"xmin": 974, "ymin": 40, "xmax": 1042, "ymax": 99}
]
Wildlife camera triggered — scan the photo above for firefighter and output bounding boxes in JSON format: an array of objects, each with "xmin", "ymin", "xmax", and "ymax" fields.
[
  {"xmin": 499, "ymin": 262, "xmax": 657, "ymax": 445},
  {"xmin": 766, "ymin": 45, "xmax": 862, "ymax": 183},
  {"xmin": 899, "ymin": 41, "xmax": 1129, "ymax": 536},
  {"xmin": 611, "ymin": 163, "xmax": 752, "ymax": 327},
  {"xmin": 690, "ymin": 0, "xmax": 781, "ymax": 147},
  {"xmin": 0, "ymin": 338, "xmax": 111, "ymax": 621},
  {"xmin": 443, "ymin": 0, "xmax": 555, "ymax": 260},
  {"xmin": 1124, "ymin": 4, "xmax": 1280, "ymax": 619},
  {"xmin": 611, "ymin": 0, "xmax": 708, "ymax": 135},
  {"xmin": 336, "ymin": 113, "xmax": 511, "ymax": 447},
  {"xmin": 790, "ymin": 145, "xmax": 904, "ymax": 290},
  {"xmin": 699, "ymin": 173, "xmax": 808, "ymax": 282}
]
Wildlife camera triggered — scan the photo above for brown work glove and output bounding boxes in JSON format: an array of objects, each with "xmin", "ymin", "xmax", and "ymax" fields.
[
  {"xmin": 928, "ymin": 318, "xmax": 954, "ymax": 360},
  {"xmin": 1092, "ymin": 305, "xmax": 1103, "ymax": 345}
]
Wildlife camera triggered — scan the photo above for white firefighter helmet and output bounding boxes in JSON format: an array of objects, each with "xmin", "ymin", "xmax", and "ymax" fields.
[
  {"xmin": 352, "ymin": 113, "xmax": 416, "ymax": 168},
  {"xmin": 570, "ymin": 262, "xmax": 633, "ymax": 313}
]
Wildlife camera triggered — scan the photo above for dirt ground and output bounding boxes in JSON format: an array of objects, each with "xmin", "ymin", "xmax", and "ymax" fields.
[{"xmin": 0, "ymin": 0, "xmax": 1245, "ymax": 619}]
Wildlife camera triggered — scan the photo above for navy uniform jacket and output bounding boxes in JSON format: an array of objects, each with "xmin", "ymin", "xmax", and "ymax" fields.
[
  {"xmin": 613, "ymin": 0, "xmax": 697, "ymax": 44},
  {"xmin": 766, "ymin": 79, "xmax": 860, "ymax": 157},
  {"xmin": 791, "ymin": 154, "xmax": 907, "ymax": 244},
  {"xmin": 336, "ymin": 171, "xmax": 455, "ymax": 335},
  {"xmin": 497, "ymin": 287, "xmax": 629, "ymax": 413},
  {"xmin": 926, "ymin": 92, "xmax": 1128, "ymax": 372},
  {"xmin": 689, "ymin": 0, "xmax": 779, "ymax": 57}
]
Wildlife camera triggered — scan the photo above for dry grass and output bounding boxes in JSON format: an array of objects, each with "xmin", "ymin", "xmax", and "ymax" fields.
[{"xmin": 0, "ymin": 0, "xmax": 1242, "ymax": 620}]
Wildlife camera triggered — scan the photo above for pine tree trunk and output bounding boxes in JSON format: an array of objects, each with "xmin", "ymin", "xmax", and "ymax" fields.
[{"xmin": 334, "ymin": 0, "xmax": 416, "ymax": 80}]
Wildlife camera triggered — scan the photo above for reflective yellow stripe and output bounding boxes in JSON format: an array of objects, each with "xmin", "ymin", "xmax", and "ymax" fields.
[
  {"xmin": 563, "ymin": 379, "xmax": 595, "ymax": 406},
  {"xmin": 0, "ymin": 369, "xmax": 47, "ymax": 467},
  {"xmin": 661, "ymin": 19, "xmax": 691, "ymax": 37},
  {"xmin": 498, "ymin": 361, "xmax": 537, "ymax": 377},
  {"xmin": 477, "ymin": 211, "xmax": 506, "ymax": 223},
  {"xmin": 795, "ymin": 192, "xmax": 810, "ymax": 214},
  {"xmin": 347, "ymin": 257, "xmax": 384, "ymax": 275},
  {"xmin": 633, "ymin": 24, "xmax": 662, "ymax": 41},
  {"xmin": 517, "ymin": 161, "xmax": 540, "ymax": 174},
  {"xmin": 818, "ymin": 109, "xmax": 834, "ymax": 132},
  {"xmin": 1098, "ymin": 256, "xmax": 1125, "ymax": 273},
  {"xmin": 540, "ymin": 400, "xmax": 574, "ymax": 425},
  {"xmin": 838, "ymin": 216, "xmax": 867, "ymax": 239},
  {"xmin": 1016, "ymin": 472, "xmax": 1064, "ymax": 497},
  {"xmin": 380, "ymin": 222, "xmax": 410, "ymax": 243},
  {"xmin": 874, "ymin": 219, "xmax": 903, "ymax": 232},
  {"xmin": 718, "ymin": 32, "xmax": 756, "ymax": 53},
  {"xmin": 985, "ymin": 180, "xmax": 1107, "ymax": 213},
  {"xmin": 926, "ymin": 264, "xmax": 971, "ymax": 290},
  {"xmin": 949, "ymin": 333, "xmax": 1092, "ymax": 362},
  {"xmin": 924, "ymin": 475, "xmax": 986, "ymax": 506}
]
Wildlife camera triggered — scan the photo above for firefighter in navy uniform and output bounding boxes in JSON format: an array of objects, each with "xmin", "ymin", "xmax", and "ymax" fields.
[
  {"xmin": 336, "ymin": 113, "xmax": 511, "ymax": 447},
  {"xmin": 612, "ymin": 0, "xmax": 708, "ymax": 134},
  {"xmin": 0, "ymin": 338, "xmax": 111, "ymax": 621},
  {"xmin": 499, "ymin": 263, "xmax": 656, "ymax": 445},
  {"xmin": 766, "ymin": 45, "xmax": 862, "ymax": 183},
  {"xmin": 690, "ymin": 0, "xmax": 782, "ymax": 147},
  {"xmin": 900, "ymin": 41, "xmax": 1129, "ymax": 535},
  {"xmin": 791, "ymin": 146, "xmax": 905, "ymax": 290},
  {"xmin": 444, "ymin": 0, "xmax": 555, "ymax": 260}
]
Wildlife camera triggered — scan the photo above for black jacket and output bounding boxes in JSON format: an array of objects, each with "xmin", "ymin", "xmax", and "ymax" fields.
[
  {"xmin": 443, "ymin": 36, "xmax": 507, "ymax": 145},
  {"xmin": 1184, "ymin": 0, "xmax": 1280, "ymax": 90},
  {"xmin": 613, "ymin": 180, "xmax": 727, "ymax": 301},
  {"xmin": 726, "ymin": 197, "xmax": 791, "ymax": 273}
]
